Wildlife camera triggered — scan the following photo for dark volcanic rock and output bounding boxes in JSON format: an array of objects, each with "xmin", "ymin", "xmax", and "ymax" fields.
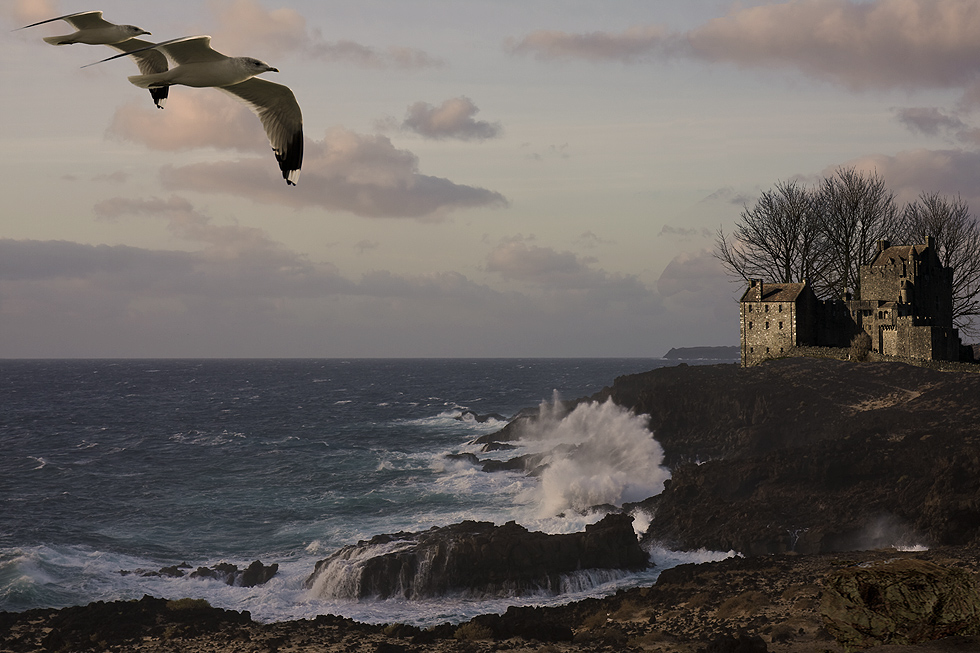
[
  {"xmin": 585, "ymin": 358, "xmax": 980, "ymax": 554},
  {"xmin": 121, "ymin": 560, "xmax": 278, "ymax": 587},
  {"xmin": 821, "ymin": 558, "xmax": 980, "ymax": 648},
  {"xmin": 306, "ymin": 513, "xmax": 648, "ymax": 599}
]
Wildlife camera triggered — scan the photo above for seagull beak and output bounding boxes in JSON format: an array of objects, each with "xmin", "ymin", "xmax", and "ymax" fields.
[{"xmin": 269, "ymin": 67, "xmax": 279, "ymax": 73}]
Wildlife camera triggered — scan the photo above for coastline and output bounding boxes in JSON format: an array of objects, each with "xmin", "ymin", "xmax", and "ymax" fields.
[
  {"xmin": 4, "ymin": 545, "xmax": 980, "ymax": 652},
  {"xmin": 6, "ymin": 356, "xmax": 980, "ymax": 651}
]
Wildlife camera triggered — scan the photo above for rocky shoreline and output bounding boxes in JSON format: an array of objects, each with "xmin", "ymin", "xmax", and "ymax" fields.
[{"xmin": 5, "ymin": 357, "xmax": 980, "ymax": 652}]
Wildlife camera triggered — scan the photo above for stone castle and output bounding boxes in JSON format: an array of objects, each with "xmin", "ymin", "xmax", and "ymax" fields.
[{"xmin": 740, "ymin": 236, "xmax": 962, "ymax": 366}]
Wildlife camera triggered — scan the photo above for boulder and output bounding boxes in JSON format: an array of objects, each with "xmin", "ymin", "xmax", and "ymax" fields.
[
  {"xmin": 821, "ymin": 559, "xmax": 980, "ymax": 649},
  {"xmin": 306, "ymin": 513, "xmax": 648, "ymax": 599}
]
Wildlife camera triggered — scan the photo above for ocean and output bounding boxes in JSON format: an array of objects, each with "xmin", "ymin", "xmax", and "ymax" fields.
[{"xmin": 0, "ymin": 358, "xmax": 735, "ymax": 625}]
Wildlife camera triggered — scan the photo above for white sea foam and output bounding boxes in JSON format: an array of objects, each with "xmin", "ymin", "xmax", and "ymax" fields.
[{"xmin": 515, "ymin": 396, "xmax": 670, "ymax": 517}]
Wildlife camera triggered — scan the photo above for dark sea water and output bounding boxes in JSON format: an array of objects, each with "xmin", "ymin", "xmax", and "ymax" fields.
[{"xmin": 0, "ymin": 358, "xmax": 735, "ymax": 624}]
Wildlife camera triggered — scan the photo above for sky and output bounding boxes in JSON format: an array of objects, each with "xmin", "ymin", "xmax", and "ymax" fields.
[{"xmin": 3, "ymin": 0, "xmax": 980, "ymax": 358}]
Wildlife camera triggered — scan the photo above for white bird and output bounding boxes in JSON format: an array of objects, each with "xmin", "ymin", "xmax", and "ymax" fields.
[
  {"xmin": 90, "ymin": 35, "xmax": 304, "ymax": 185},
  {"xmin": 17, "ymin": 11, "xmax": 169, "ymax": 109}
]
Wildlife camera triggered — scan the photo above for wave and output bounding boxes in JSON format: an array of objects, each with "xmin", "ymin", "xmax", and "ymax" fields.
[{"xmin": 508, "ymin": 395, "xmax": 671, "ymax": 518}]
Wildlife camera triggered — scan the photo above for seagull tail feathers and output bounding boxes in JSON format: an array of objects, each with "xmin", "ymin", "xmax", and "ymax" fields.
[{"xmin": 42, "ymin": 35, "xmax": 73, "ymax": 45}]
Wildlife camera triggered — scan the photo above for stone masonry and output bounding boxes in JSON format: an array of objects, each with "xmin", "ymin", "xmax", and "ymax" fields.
[{"xmin": 740, "ymin": 237, "xmax": 961, "ymax": 366}]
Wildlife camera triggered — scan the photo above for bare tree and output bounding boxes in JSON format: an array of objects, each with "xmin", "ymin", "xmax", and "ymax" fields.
[
  {"xmin": 899, "ymin": 192, "xmax": 980, "ymax": 334},
  {"xmin": 715, "ymin": 180, "xmax": 823, "ymax": 285},
  {"xmin": 817, "ymin": 168, "xmax": 901, "ymax": 299}
]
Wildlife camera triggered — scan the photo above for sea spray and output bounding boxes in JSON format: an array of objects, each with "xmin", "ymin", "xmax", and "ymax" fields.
[{"xmin": 518, "ymin": 396, "xmax": 670, "ymax": 517}]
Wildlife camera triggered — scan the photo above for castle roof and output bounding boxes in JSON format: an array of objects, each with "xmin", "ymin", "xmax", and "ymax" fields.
[
  {"xmin": 870, "ymin": 244, "xmax": 927, "ymax": 267},
  {"xmin": 740, "ymin": 282, "xmax": 807, "ymax": 303}
]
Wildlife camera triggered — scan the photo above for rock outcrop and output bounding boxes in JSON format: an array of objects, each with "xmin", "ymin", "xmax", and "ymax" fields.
[
  {"xmin": 476, "ymin": 358, "xmax": 980, "ymax": 555},
  {"xmin": 120, "ymin": 560, "xmax": 279, "ymax": 587},
  {"xmin": 821, "ymin": 558, "xmax": 980, "ymax": 649},
  {"xmin": 306, "ymin": 513, "xmax": 647, "ymax": 599}
]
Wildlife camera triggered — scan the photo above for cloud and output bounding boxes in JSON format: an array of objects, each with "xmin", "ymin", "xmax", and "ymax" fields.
[
  {"xmin": 208, "ymin": 0, "xmax": 307, "ymax": 57},
  {"xmin": 3, "ymin": 0, "xmax": 59, "ymax": 25},
  {"xmin": 505, "ymin": 25, "xmax": 684, "ymax": 63},
  {"xmin": 834, "ymin": 148, "xmax": 980, "ymax": 204},
  {"xmin": 659, "ymin": 225, "xmax": 713, "ymax": 239},
  {"xmin": 107, "ymin": 93, "xmax": 268, "ymax": 153},
  {"xmin": 509, "ymin": 1, "xmax": 980, "ymax": 92},
  {"xmin": 656, "ymin": 248, "xmax": 728, "ymax": 298},
  {"xmin": 401, "ymin": 97, "xmax": 501, "ymax": 141},
  {"xmin": 159, "ymin": 127, "xmax": 509, "ymax": 219},
  {"xmin": 206, "ymin": 0, "xmax": 443, "ymax": 69},
  {"xmin": 307, "ymin": 41, "xmax": 446, "ymax": 70},
  {"xmin": 91, "ymin": 195, "xmax": 330, "ymax": 285},
  {"xmin": 485, "ymin": 239, "xmax": 647, "ymax": 298},
  {"xmin": 354, "ymin": 240, "xmax": 379, "ymax": 254}
]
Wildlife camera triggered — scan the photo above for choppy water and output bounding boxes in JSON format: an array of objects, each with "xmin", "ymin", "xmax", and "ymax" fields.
[{"xmin": 0, "ymin": 358, "xmax": 735, "ymax": 624}]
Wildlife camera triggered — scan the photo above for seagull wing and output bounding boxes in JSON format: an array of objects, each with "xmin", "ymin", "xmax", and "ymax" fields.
[
  {"xmin": 17, "ymin": 11, "xmax": 110, "ymax": 30},
  {"xmin": 62, "ymin": 11, "xmax": 115, "ymax": 30},
  {"xmin": 220, "ymin": 78, "xmax": 304, "ymax": 185},
  {"xmin": 84, "ymin": 35, "xmax": 226, "ymax": 68},
  {"xmin": 106, "ymin": 38, "xmax": 170, "ymax": 108},
  {"xmin": 106, "ymin": 37, "xmax": 168, "ymax": 76},
  {"xmin": 156, "ymin": 36, "xmax": 228, "ymax": 65}
]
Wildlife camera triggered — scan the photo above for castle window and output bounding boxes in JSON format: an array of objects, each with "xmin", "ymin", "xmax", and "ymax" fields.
[
  {"xmin": 765, "ymin": 305, "xmax": 769, "ymax": 313},
  {"xmin": 748, "ymin": 322, "xmax": 753, "ymax": 329},
  {"xmin": 765, "ymin": 321, "xmax": 770, "ymax": 329},
  {"xmin": 779, "ymin": 321, "xmax": 783, "ymax": 329},
  {"xmin": 748, "ymin": 305, "xmax": 753, "ymax": 312},
  {"xmin": 779, "ymin": 305, "xmax": 783, "ymax": 312}
]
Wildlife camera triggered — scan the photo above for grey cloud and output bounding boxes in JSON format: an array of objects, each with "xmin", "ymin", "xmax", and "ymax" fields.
[
  {"xmin": 896, "ymin": 107, "xmax": 968, "ymax": 136},
  {"xmin": 485, "ymin": 240, "xmax": 648, "ymax": 298},
  {"xmin": 354, "ymin": 240, "xmax": 379, "ymax": 254},
  {"xmin": 834, "ymin": 149, "xmax": 980, "ymax": 205},
  {"xmin": 659, "ymin": 225, "xmax": 712, "ymax": 239},
  {"xmin": 159, "ymin": 128, "xmax": 509, "ymax": 220},
  {"xmin": 505, "ymin": 25, "xmax": 687, "ymax": 63},
  {"xmin": 508, "ymin": 1, "xmax": 980, "ymax": 92},
  {"xmin": 307, "ymin": 41, "xmax": 446, "ymax": 70},
  {"xmin": 656, "ymin": 249, "xmax": 728, "ymax": 298},
  {"xmin": 402, "ymin": 97, "xmax": 501, "ymax": 141}
]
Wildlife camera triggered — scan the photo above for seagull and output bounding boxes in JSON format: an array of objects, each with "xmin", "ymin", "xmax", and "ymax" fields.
[
  {"xmin": 17, "ymin": 11, "xmax": 169, "ymax": 108},
  {"xmin": 89, "ymin": 35, "xmax": 304, "ymax": 185}
]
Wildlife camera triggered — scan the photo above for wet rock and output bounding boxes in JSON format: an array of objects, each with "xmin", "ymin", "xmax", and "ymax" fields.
[
  {"xmin": 306, "ymin": 513, "xmax": 648, "ymax": 599},
  {"xmin": 821, "ymin": 558, "xmax": 980, "ymax": 649},
  {"xmin": 188, "ymin": 560, "xmax": 279, "ymax": 587},
  {"xmin": 456, "ymin": 410, "xmax": 506, "ymax": 423}
]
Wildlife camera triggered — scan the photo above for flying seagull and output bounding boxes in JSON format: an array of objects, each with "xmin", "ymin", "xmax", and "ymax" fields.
[
  {"xmin": 17, "ymin": 11, "xmax": 169, "ymax": 108},
  {"xmin": 89, "ymin": 35, "xmax": 304, "ymax": 186}
]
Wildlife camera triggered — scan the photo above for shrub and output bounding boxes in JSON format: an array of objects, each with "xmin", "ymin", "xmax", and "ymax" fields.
[{"xmin": 849, "ymin": 332, "xmax": 872, "ymax": 361}]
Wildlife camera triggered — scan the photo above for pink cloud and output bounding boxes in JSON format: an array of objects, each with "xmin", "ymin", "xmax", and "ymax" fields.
[
  {"xmin": 4, "ymin": 0, "xmax": 59, "ymax": 25},
  {"xmin": 833, "ymin": 149, "xmax": 980, "ymax": 205},
  {"xmin": 107, "ymin": 93, "xmax": 268, "ymax": 153},
  {"xmin": 207, "ymin": 0, "xmax": 308, "ymax": 57},
  {"xmin": 509, "ymin": 1, "xmax": 980, "ymax": 91},
  {"xmin": 402, "ymin": 97, "xmax": 501, "ymax": 141}
]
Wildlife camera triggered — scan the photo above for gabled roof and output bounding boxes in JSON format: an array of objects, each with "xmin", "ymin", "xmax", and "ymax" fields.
[
  {"xmin": 870, "ymin": 244, "xmax": 927, "ymax": 267},
  {"xmin": 740, "ymin": 282, "xmax": 808, "ymax": 303}
]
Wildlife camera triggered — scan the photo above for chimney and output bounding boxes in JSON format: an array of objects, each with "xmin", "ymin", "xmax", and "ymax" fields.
[
  {"xmin": 877, "ymin": 240, "xmax": 890, "ymax": 254},
  {"xmin": 751, "ymin": 279, "xmax": 763, "ymax": 300}
]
